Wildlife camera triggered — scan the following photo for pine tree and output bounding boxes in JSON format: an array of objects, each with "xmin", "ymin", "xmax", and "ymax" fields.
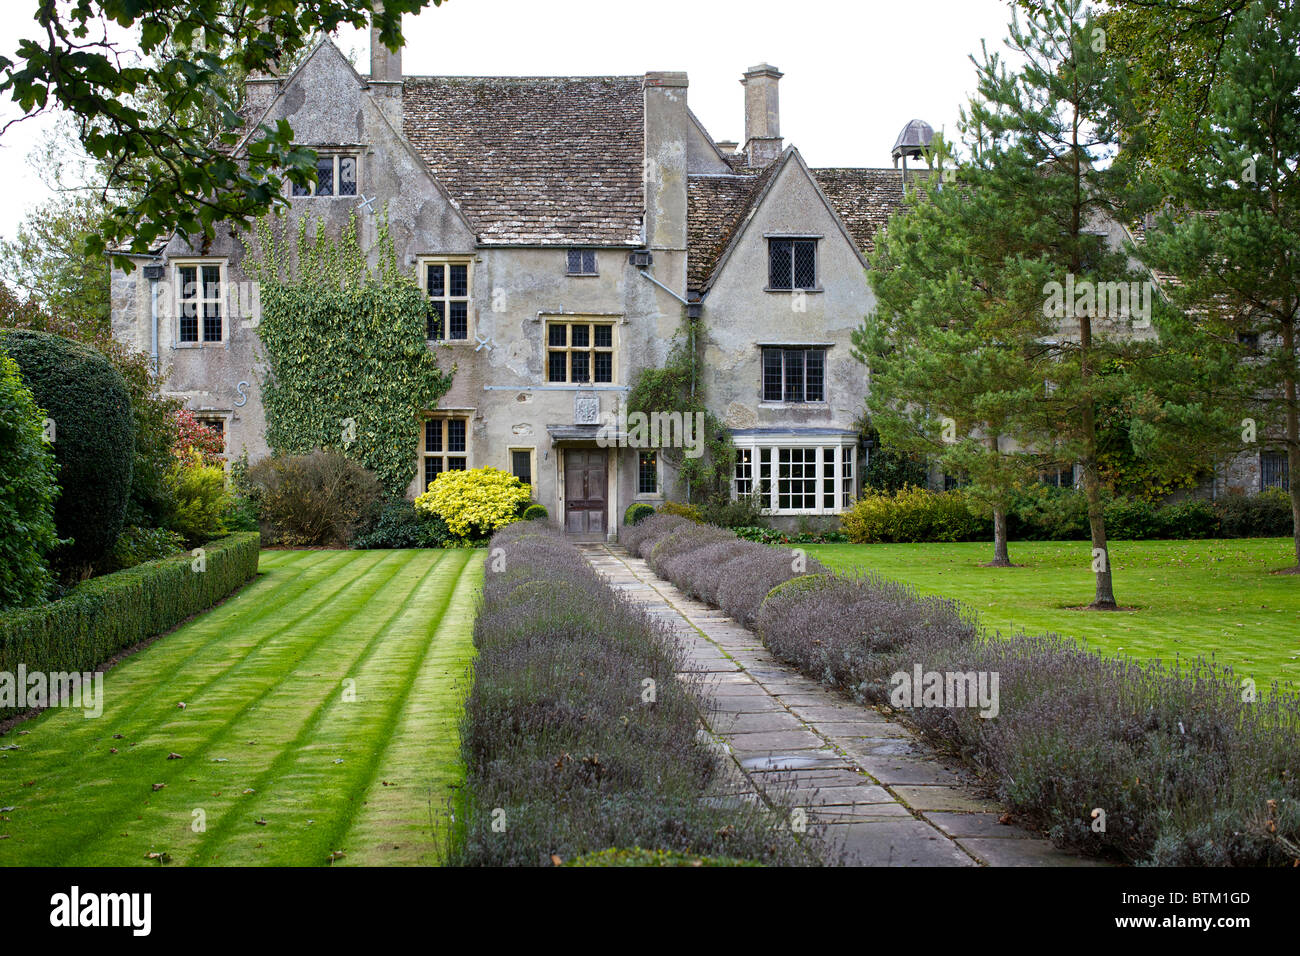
[
  {"xmin": 855, "ymin": 140, "xmax": 1051, "ymax": 567},
  {"xmin": 1141, "ymin": 0, "xmax": 1300, "ymax": 571}
]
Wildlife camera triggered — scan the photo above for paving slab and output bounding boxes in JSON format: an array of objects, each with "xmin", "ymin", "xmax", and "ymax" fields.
[{"xmin": 584, "ymin": 545, "xmax": 1105, "ymax": 869}]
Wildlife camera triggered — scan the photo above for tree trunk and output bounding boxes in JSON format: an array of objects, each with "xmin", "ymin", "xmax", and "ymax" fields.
[
  {"xmin": 1081, "ymin": 438, "xmax": 1117, "ymax": 608},
  {"xmin": 988, "ymin": 507, "xmax": 1012, "ymax": 567}
]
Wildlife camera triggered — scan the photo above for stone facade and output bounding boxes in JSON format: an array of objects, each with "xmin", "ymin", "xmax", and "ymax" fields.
[{"xmin": 108, "ymin": 36, "xmax": 1276, "ymax": 539}]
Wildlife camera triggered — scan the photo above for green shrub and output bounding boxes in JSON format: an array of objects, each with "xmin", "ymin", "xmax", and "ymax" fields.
[
  {"xmin": 1008, "ymin": 487, "xmax": 1091, "ymax": 541},
  {"xmin": 522, "ymin": 503, "xmax": 548, "ymax": 521},
  {"xmin": 841, "ymin": 485, "xmax": 988, "ymax": 543},
  {"xmin": 0, "ymin": 346, "xmax": 59, "ymax": 608},
  {"xmin": 657, "ymin": 500, "xmax": 704, "ymax": 523},
  {"xmin": 414, "ymin": 466, "xmax": 530, "ymax": 539},
  {"xmin": 167, "ymin": 451, "xmax": 232, "ymax": 547},
  {"xmin": 699, "ymin": 494, "xmax": 766, "ymax": 528},
  {"xmin": 1102, "ymin": 496, "xmax": 1161, "ymax": 540},
  {"xmin": 623, "ymin": 502, "xmax": 656, "ymax": 526},
  {"xmin": 0, "ymin": 532, "xmax": 260, "ymax": 719},
  {"xmin": 1155, "ymin": 499, "xmax": 1220, "ymax": 539},
  {"xmin": 247, "ymin": 449, "xmax": 383, "ymax": 547},
  {"xmin": 0, "ymin": 329, "xmax": 135, "ymax": 576},
  {"xmin": 353, "ymin": 499, "xmax": 451, "ymax": 549},
  {"xmin": 1215, "ymin": 488, "xmax": 1293, "ymax": 538},
  {"xmin": 97, "ymin": 525, "xmax": 186, "ymax": 573}
]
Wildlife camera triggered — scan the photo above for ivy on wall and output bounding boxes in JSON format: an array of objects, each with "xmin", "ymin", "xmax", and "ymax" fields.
[
  {"xmin": 243, "ymin": 212, "xmax": 453, "ymax": 496},
  {"xmin": 626, "ymin": 312, "xmax": 734, "ymax": 504}
]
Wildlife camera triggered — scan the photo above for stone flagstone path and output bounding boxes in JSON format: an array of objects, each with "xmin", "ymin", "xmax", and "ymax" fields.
[{"xmin": 583, "ymin": 544, "xmax": 1103, "ymax": 867}]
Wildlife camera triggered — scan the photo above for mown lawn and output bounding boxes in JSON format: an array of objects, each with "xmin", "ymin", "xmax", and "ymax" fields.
[
  {"xmin": 0, "ymin": 548, "xmax": 481, "ymax": 867},
  {"xmin": 805, "ymin": 538, "xmax": 1300, "ymax": 687}
]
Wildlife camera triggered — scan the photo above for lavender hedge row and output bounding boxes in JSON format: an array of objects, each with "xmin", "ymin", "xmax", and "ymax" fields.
[
  {"xmin": 452, "ymin": 522, "xmax": 808, "ymax": 866},
  {"xmin": 632, "ymin": 519, "xmax": 1300, "ymax": 866}
]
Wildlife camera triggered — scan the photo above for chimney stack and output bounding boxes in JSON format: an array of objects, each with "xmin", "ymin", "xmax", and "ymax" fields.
[
  {"xmin": 370, "ymin": 1, "xmax": 402, "ymax": 83},
  {"xmin": 741, "ymin": 63, "xmax": 783, "ymax": 167}
]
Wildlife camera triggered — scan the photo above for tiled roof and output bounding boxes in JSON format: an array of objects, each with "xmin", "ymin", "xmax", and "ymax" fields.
[
  {"xmin": 811, "ymin": 167, "xmax": 924, "ymax": 256},
  {"xmin": 403, "ymin": 76, "xmax": 645, "ymax": 246},
  {"xmin": 686, "ymin": 164, "xmax": 922, "ymax": 292},
  {"xmin": 686, "ymin": 170, "xmax": 769, "ymax": 291}
]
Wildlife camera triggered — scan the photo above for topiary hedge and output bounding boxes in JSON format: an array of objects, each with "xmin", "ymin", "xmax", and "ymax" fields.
[
  {"xmin": 0, "ymin": 346, "xmax": 59, "ymax": 608},
  {"xmin": 623, "ymin": 502, "xmax": 655, "ymax": 526},
  {"xmin": 0, "ymin": 532, "xmax": 260, "ymax": 720},
  {"xmin": 0, "ymin": 329, "xmax": 135, "ymax": 576}
]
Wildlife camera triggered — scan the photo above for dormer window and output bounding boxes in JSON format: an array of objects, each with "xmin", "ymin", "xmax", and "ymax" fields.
[
  {"xmin": 567, "ymin": 249, "xmax": 597, "ymax": 276},
  {"xmin": 291, "ymin": 153, "xmax": 358, "ymax": 197},
  {"xmin": 768, "ymin": 237, "xmax": 817, "ymax": 290}
]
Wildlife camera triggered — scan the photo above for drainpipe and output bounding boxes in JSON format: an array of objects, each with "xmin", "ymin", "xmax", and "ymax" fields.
[{"xmin": 142, "ymin": 263, "xmax": 165, "ymax": 375}]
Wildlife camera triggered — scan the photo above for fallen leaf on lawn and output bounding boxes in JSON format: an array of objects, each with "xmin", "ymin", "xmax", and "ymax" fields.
[
  {"xmin": 152, "ymin": 783, "xmax": 166, "ymax": 792},
  {"xmin": 109, "ymin": 748, "xmax": 118, "ymax": 754},
  {"xmin": 327, "ymin": 850, "xmax": 346, "ymax": 863},
  {"xmin": 255, "ymin": 818, "xmax": 268, "ymax": 826},
  {"xmin": 166, "ymin": 753, "xmax": 182, "ymax": 760},
  {"xmin": 211, "ymin": 758, "xmax": 228, "ymax": 763},
  {"xmin": 242, "ymin": 789, "xmax": 255, "ymax": 795},
  {"xmin": 177, "ymin": 703, "xmax": 186, "ymax": 710},
  {"xmin": 0, "ymin": 807, "xmax": 15, "ymax": 812},
  {"xmin": 112, "ymin": 734, "xmax": 124, "ymax": 740}
]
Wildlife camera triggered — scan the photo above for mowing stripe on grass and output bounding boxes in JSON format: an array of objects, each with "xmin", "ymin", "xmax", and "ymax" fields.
[{"xmin": 0, "ymin": 549, "xmax": 480, "ymax": 867}]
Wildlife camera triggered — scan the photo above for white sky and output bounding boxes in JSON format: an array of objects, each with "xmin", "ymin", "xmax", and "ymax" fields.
[{"xmin": 0, "ymin": 0, "xmax": 1019, "ymax": 244}]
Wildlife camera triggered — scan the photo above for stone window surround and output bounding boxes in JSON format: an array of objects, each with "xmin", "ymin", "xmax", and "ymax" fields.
[
  {"xmin": 172, "ymin": 258, "xmax": 228, "ymax": 348},
  {"xmin": 509, "ymin": 445, "xmax": 537, "ymax": 491},
  {"xmin": 419, "ymin": 256, "xmax": 474, "ymax": 342},
  {"xmin": 545, "ymin": 317, "xmax": 618, "ymax": 385},
  {"xmin": 765, "ymin": 234, "xmax": 823, "ymax": 293},
  {"xmin": 289, "ymin": 150, "xmax": 360, "ymax": 198},
  {"xmin": 635, "ymin": 449, "xmax": 662, "ymax": 499},
  {"xmin": 758, "ymin": 343, "xmax": 831, "ymax": 406},
  {"xmin": 420, "ymin": 409, "xmax": 474, "ymax": 491}
]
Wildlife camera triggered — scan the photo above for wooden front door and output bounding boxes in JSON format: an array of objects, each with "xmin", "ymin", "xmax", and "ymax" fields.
[{"xmin": 564, "ymin": 449, "xmax": 607, "ymax": 535}]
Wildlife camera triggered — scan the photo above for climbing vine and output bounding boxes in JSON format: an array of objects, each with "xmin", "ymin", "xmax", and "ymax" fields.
[
  {"xmin": 243, "ymin": 211, "xmax": 453, "ymax": 495},
  {"xmin": 626, "ymin": 312, "xmax": 734, "ymax": 504}
]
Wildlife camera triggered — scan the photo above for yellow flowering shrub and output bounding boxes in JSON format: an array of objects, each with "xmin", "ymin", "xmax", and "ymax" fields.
[{"xmin": 414, "ymin": 466, "xmax": 532, "ymax": 539}]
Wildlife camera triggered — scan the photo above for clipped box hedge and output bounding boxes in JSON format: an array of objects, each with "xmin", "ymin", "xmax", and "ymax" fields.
[{"xmin": 0, "ymin": 532, "xmax": 260, "ymax": 718}]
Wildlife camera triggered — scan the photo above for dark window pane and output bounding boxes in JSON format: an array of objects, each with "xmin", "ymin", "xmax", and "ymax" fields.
[
  {"xmin": 449, "ymin": 264, "xmax": 468, "ymax": 297},
  {"xmin": 793, "ymin": 240, "xmax": 817, "ymax": 289},
  {"xmin": 769, "ymin": 239, "xmax": 792, "ymax": 289},
  {"xmin": 548, "ymin": 351, "xmax": 567, "ymax": 382},
  {"xmin": 1262, "ymin": 450, "xmax": 1289, "ymax": 491},
  {"xmin": 449, "ymin": 301, "xmax": 468, "ymax": 339},
  {"xmin": 593, "ymin": 324, "xmax": 612, "ymax": 348},
  {"xmin": 425, "ymin": 420, "xmax": 442, "ymax": 453},
  {"xmin": 784, "ymin": 348, "xmax": 805, "ymax": 402},
  {"xmin": 567, "ymin": 249, "xmax": 582, "ymax": 273},
  {"xmin": 447, "ymin": 457, "xmax": 467, "ymax": 471},
  {"xmin": 427, "ymin": 264, "xmax": 444, "ymax": 297},
  {"xmin": 202, "ymin": 266, "xmax": 221, "ymax": 299},
  {"xmin": 338, "ymin": 156, "xmax": 357, "ymax": 195},
  {"xmin": 425, "ymin": 457, "xmax": 442, "ymax": 488},
  {"xmin": 316, "ymin": 156, "xmax": 334, "ymax": 196},
  {"xmin": 512, "ymin": 450, "xmax": 532, "ymax": 486},
  {"xmin": 571, "ymin": 351, "xmax": 589, "ymax": 383},
  {"xmin": 202, "ymin": 302, "xmax": 222, "ymax": 342},
  {"xmin": 638, "ymin": 451, "xmax": 657, "ymax": 494},
  {"xmin": 427, "ymin": 303, "xmax": 444, "ymax": 340},
  {"xmin": 447, "ymin": 419, "xmax": 466, "ymax": 453},
  {"xmin": 571, "ymin": 324, "xmax": 589, "ymax": 348},
  {"xmin": 805, "ymin": 349, "xmax": 825, "ymax": 402},
  {"xmin": 762, "ymin": 348, "xmax": 783, "ymax": 401},
  {"xmin": 582, "ymin": 250, "xmax": 596, "ymax": 273},
  {"xmin": 548, "ymin": 324, "xmax": 567, "ymax": 347},
  {"xmin": 291, "ymin": 180, "xmax": 312, "ymax": 197},
  {"xmin": 593, "ymin": 351, "xmax": 612, "ymax": 383},
  {"xmin": 179, "ymin": 266, "xmax": 197, "ymax": 301}
]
